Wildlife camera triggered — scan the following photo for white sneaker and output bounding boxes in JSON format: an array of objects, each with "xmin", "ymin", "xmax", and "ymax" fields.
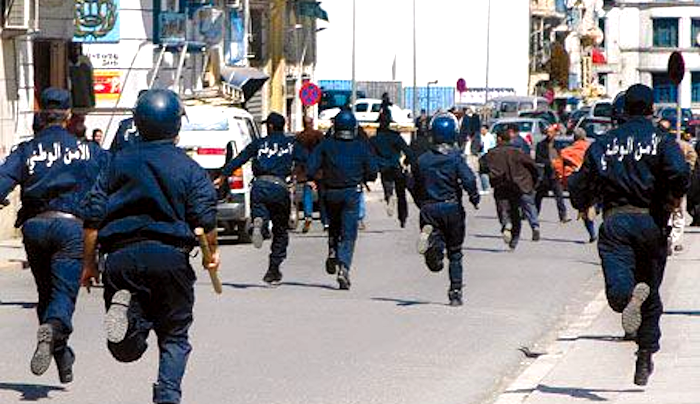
[
  {"xmin": 387, "ymin": 195, "xmax": 396, "ymax": 217},
  {"xmin": 105, "ymin": 290, "xmax": 131, "ymax": 343},
  {"xmin": 417, "ymin": 225, "xmax": 433, "ymax": 254},
  {"xmin": 622, "ymin": 283, "xmax": 651, "ymax": 335},
  {"xmin": 252, "ymin": 217, "xmax": 264, "ymax": 249}
]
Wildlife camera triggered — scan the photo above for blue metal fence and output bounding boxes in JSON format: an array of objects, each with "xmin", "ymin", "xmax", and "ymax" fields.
[{"xmin": 404, "ymin": 87, "xmax": 456, "ymax": 114}]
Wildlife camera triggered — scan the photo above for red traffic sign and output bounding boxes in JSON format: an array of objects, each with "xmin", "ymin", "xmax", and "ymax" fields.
[
  {"xmin": 456, "ymin": 78, "xmax": 467, "ymax": 93},
  {"xmin": 299, "ymin": 82, "xmax": 322, "ymax": 106},
  {"xmin": 668, "ymin": 51, "xmax": 685, "ymax": 86}
]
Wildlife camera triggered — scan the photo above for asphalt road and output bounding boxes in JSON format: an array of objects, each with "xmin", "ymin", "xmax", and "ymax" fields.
[{"xmin": 0, "ymin": 190, "xmax": 604, "ymax": 404}]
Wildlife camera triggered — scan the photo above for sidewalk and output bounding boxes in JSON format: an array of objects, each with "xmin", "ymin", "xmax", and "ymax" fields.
[
  {"xmin": 0, "ymin": 237, "xmax": 26, "ymax": 270},
  {"xmin": 493, "ymin": 229, "xmax": 700, "ymax": 404}
]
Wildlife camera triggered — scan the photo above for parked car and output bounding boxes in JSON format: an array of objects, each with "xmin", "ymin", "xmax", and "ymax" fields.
[
  {"xmin": 318, "ymin": 98, "xmax": 413, "ymax": 125},
  {"xmin": 177, "ymin": 105, "xmax": 260, "ymax": 241},
  {"xmin": 656, "ymin": 107, "xmax": 694, "ymax": 133},
  {"xmin": 587, "ymin": 99, "xmax": 613, "ymax": 119},
  {"xmin": 566, "ymin": 107, "xmax": 591, "ymax": 133},
  {"xmin": 487, "ymin": 96, "xmax": 550, "ymax": 121},
  {"xmin": 574, "ymin": 116, "xmax": 614, "ymax": 140},
  {"xmin": 491, "ymin": 117, "xmax": 549, "ymax": 147}
]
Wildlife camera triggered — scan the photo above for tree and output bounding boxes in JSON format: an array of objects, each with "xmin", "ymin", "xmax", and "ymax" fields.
[{"xmin": 548, "ymin": 43, "xmax": 570, "ymax": 89}]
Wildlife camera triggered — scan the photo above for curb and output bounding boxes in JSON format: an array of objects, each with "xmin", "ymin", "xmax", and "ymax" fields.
[{"xmin": 492, "ymin": 290, "xmax": 608, "ymax": 404}]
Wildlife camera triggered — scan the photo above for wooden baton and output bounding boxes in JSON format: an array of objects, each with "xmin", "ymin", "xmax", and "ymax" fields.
[{"xmin": 194, "ymin": 227, "xmax": 223, "ymax": 294}]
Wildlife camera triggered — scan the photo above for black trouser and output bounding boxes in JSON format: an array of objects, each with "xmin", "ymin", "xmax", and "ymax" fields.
[
  {"xmin": 103, "ymin": 241, "xmax": 195, "ymax": 404},
  {"xmin": 535, "ymin": 176, "xmax": 568, "ymax": 221},
  {"xmin": 419, "ymin": 201, "xmax": 466, "ymax": 289},
  {"xmin": 495, "ymin": 194, "xmax": 523, "ymax": 245},
  {"xmin": 381, "ymin": 167, "xmax": 408, "ymax": 224},
  {"xmin": 325, "ymin": 187, "xmax": 361, "ymax": 270},
  {"xmin": 22, "ymin": 217, "xmax": 83, "ymax": 359},
  {"xmin": 251, "ymin": 180, "xmax": 291, "ymax": 268},
  {"xmin": 597, "ymin": 213, "xmax": 667, "ymax": 352}
]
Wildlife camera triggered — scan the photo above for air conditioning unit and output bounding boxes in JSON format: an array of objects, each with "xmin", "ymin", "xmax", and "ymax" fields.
[
  {"xmin": 226, "ymin": 0, "xmax": 242, "ymax": 10},
  {"xmin": 4, "ymin": 0, "xmax": 30, "ymax": 30}
]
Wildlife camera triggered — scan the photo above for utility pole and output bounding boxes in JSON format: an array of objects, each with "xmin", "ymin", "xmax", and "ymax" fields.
[
  {"xmin": 484, "ymin": 0, "xmax": 492, "ymax": 103},
  {"xmin": 351, "ymin": 0, "xmax": 357, "ymax": 111},
  {"xmin": 412, "ymin": 0, "xmax": 418, "ymax": 118},
  {"xmin": 269, "ymin": 0, "xmax": 287, "ymax": 114}
]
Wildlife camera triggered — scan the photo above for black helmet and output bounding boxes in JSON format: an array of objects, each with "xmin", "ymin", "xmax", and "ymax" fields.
[
  {"xmin": 334, "ymin": 109, "xmax": 358, "ymax": 140},
  {"xmin": 612, "ymin": 91, "xmax": 627, "ymax": 126},
  {"xmin": 430, "ymin": 113, "xmax": 459, "ymax": 144},
  {"xmin": 134, "ymin": 89, "xmax": 184, "ymax": 141},
  {"xmin": 624, "ymin": 84, "xmax": 654, "ymax": 117}
]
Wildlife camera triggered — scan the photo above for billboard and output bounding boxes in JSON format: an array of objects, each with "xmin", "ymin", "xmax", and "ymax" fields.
[
  {"xmin": 74, "ymin": 0, "xmax": 120, "ymax": 43},
  {"xmin": 93, "ymin": 70, "xmax": 121, "ymax": 100}
]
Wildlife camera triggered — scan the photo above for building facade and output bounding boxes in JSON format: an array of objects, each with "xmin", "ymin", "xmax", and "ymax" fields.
[{"xmin": 601, "ymin": 0, "xmax": 700, "ymax": 109}]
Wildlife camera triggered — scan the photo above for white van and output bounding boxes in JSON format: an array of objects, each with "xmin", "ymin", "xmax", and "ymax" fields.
[
  {"xmin": 178, "ymin": 105, "xmax": 260, "ymax": 241},
  {"xmin": 488, "ymin": 96, "xmax": 550, "ymax": 121}
]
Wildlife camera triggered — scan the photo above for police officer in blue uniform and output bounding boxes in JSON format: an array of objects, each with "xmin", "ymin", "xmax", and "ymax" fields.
[
  {"xmin": 371, "ymin": 111, "xmax": 414, "ymax": 227},
  {"xmin": 307, "ymin": 110, "xmax": 378, "ymax": 290},
  {"xmin": 81, "ymin": 89, "xmax": 218, "ymax": 404},
  {"xmin": 215, "ymin": 112, "xmax": 306, "ymax": 286},
  {"xmin": 0, "ymin": 88, "xmax": 106, "ymax": 383},
  {"xmin": 413, "ymin": 113, "xmax": 479, "ymax": 306},
  {"xmin": 569, "ymin": 84, "xmax": 689, "ymax": 386}
]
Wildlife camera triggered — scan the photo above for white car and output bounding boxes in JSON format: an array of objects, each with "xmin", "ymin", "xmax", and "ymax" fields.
[
  {"xmin": 319, "ymin": 98, "xmax": 413, "ymax": 125},
  {"xmin": 178, "ymin": 105, "xmax": 260, "ymax": 241},
  {"xmin": 587, "ymin": 99, "xmax": 613, "ymax": 119}
]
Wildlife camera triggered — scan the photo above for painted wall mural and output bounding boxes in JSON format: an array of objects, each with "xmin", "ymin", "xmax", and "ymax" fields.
[{"xmin": 74, "ymin": 0, "xmax": 120, "ymax": 43}]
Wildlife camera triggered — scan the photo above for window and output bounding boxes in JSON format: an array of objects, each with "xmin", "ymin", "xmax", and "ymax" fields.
[
  {"xmin": 355, "ymin": 103, "xmax": 369, "ymax": 113},
  {"xmin": 599, "ymin": 18, "xmax": 606, "ymax": 48},
  {"xmin": 692, "ymin": 19, "xmax": 700, "ymax": 48},
  {"xmin": 693, "ymin": 72, "xmax": 700, "ymax": 103},
  {"xmin": 518, "ymin": 102, "xmax": 533, "ymax": 111},
  {"xmin": 652, "ymin": 73, "xmax": 677, "ymax": 103},
  {"xmin": 653, "ymin": 18, "xmax": 678, "ymax": 48},
  {"xmin": 371, "ymin": 103, "xmax": 381, "ymax": 113}
]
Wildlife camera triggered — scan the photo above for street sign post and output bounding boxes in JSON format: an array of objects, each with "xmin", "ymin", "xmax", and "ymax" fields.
[
  {"xmin": 456, "ymin": 78, "xmax": 467, "ymax": 93},
  {"xmin": 668, "ymin": 52, "xmax": 685, "ymax": 137},
  {"xmin": 299, "ymin": 82, "xmax": 322, "ymax": 107}
]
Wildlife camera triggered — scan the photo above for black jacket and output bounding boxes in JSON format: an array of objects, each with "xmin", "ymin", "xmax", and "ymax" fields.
[{"xmin": 484, "ymin": 144, "xmax": 538, "ymax": 198}]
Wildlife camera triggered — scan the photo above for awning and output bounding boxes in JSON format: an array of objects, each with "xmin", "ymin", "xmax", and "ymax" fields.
[
  {"xmin": 221, "ymin": 66, "xmax": 269, "ymax": 101},
  {"xmin": 298, "ymin": 1, "xmax": 329, "ymax": 21}
]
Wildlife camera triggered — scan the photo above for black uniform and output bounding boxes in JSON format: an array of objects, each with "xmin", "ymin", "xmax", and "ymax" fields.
[
  {"xmin": 370, "ymin": 128, "xmax": 414, "ymax": 226},
  {"xmin": 569, "ymin": 113, "xmax": 688, "ymax": 384},
  {"xmin": 413, "ymin": 144, "xmax": 479, "ymax": 294},
  {"xmin": 221, "ymin": 130, "xmax": 306, "ymax": 278},
  {"xmin": 307, "ymin": 132, "xmax": 378, "ymax": 287},
  {"xmin": 0, "ymin": 104, "xmax": 107, "ymax": 382},
  {"xmin": 83, "ymin": 140, "xmax": 217, "ymax": 404}
]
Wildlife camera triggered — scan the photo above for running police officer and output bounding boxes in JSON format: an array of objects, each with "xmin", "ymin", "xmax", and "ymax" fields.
[
  {"xmin": 215, "ymin": 112, "xmax": 306, "ymax": 286},
  {"xmin": 371, "ymin": 110, "xmax": 414, "ymax": 227},
  {"xmin": 569, "ymin": 84, "xmax": 689, "ymax": 386},
  {"xmin": 307, "ymin": 110, "xmax": 378, "ymax": 290},
  {"xmin": 0, "ymin": 88, "xmax": 106, "ymax": 383},
  {"xmin": 413, "ymin": 113, "xmax": 479, "ymax": 306},
  {"xmin": 81, "ymin": 89, "xmax": 219, "ymax": 404}
]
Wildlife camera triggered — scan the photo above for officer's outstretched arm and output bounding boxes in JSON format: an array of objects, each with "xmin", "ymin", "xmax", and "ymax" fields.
[
  {"xmin": 568, "ymin": 148, "xmax": 598, "ymax": 211},
  {"xmin": 306, "ymin": 142, "xmax": 324, "ymax": 180},
  {"xmin": 216, "ymin": 141, "xmax": 258, "ymax": 185},
  {"xmin": 0, "ymin": 145, "xmax": 27, "ymax": 200},
  {"xmin": 660, "ymin": 137, "xmax": 691, "ymax": 200}
]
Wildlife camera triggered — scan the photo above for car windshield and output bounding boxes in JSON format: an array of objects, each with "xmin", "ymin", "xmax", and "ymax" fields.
[
  {"xmin": 593, "ymin": 103, "xmax": 612, "ymax": 118},
  {"xmin": 181, "ymin": 115, "xmax": 229, "ymax": 131},
  {"xmin": 581, "ymin": 119, "xmax": 613, "ymax": 137}
]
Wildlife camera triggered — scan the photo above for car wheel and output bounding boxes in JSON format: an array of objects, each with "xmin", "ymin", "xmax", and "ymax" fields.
[{"xmin": 236, "ymin": 219, "xmax": 252, "ymax": 243}]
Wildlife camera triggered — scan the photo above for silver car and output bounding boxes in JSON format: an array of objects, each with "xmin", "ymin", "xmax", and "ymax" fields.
[{"xmin": 491, "ymin": 117, "xmax": 550, "ymax": 147}]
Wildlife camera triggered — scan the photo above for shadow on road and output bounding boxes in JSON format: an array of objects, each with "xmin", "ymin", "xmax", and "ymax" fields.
[
  {"xmin": 222, "ymin": 281, "xmax": 338, "ymax": 291},
  {"xmin": 370, "ymin": 297, "xmax": 445, "ymax": 307},
  {"xmin": 506, "ymin": 384, "xmax": 643, "ymax": 401},
  {"xmin": 463, "ymin": 246, "xmax": 507, "ymax": 254},
  {"xmin": 0, "ymin": 301, "xmax": 37, "ymax": 309},
  {"xmin": 538, "ymin": 237, "xmax": 587, "ymax": 245},
  {"xmin": 664, "ymin": 310, "xmax": 700, "ymax": 317},
  {"xmin": 0, "ymin": 382, "xmax": 65, "ymax": 401},
  {"xmin": 221, "ymin": 282, "xmax": 268, "ymax": 290},
  {"xmin": 280, "ymin": 281, "xmax": 338, "ymax": 291},
  {"xmin": 556, "ymin": 334, "xmax": 624, "ymax": 343}
]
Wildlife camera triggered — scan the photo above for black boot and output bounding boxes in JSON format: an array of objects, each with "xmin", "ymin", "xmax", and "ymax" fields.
[
  {"xmin": 325, "ymin": 249, "xmax": 339, "ymax": 275},
  {"xmin": 54, "ymin": 346, "xmax": 75, "ymax": 384},
  {"xmin": 448, "ymin": 288, "xmax": 463, "ymax": 307},
  {"xmin": 337, "ymin": 266, "xmax": 351, "ymax": 290},
  {"xmin": 263, "ymin": 264, "xmax": 283, "ymax": 286},
  {"xmin": 634, "ymin": 350, "xmax": 654, "ymax": 386},
  {"xmin": 30, "ymin": 323, "xmax": 55, "ymax": 376}
]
